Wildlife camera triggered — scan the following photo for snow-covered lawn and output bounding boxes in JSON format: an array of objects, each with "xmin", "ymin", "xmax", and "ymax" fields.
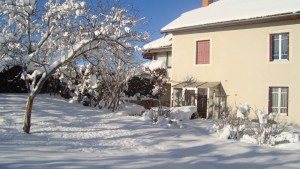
[{"xmin": 0, "ymin": 94, "xmax": 299, "ymax": 169}]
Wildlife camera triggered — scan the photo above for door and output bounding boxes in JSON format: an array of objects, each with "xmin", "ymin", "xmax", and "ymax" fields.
[{"xmin": 197, "ymin": 95, "xmax": 207, "ymax": 118}]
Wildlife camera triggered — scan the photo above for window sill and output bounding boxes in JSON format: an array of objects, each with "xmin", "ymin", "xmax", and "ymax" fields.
[
  {"xmin": 270, "ymin": 59, "xmax": 289, "ymax": 63},
  {"xmin": 270, "ymin": 112, "xmax": 288, "ymax": 117}
]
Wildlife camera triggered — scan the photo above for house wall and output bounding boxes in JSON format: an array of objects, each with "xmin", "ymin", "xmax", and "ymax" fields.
[{"xmin": 171, "ymin": 20, "xmax": 300, "ymax": 125}]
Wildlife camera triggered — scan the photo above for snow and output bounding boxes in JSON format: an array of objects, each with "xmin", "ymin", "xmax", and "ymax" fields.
[
  {"xmin": 161, "ymin": 0, "xmax": 300, "ymax": 32},
  {"xmin": 1, "ymin": 94, "xmax": 300, "ymax": 169},
  {"xmin": 169, "ymin": 106, "xmax": 196, "ymax": 121},
  {"xmin": 236, "ymin": 104, "xmax": 249, "ymax": 119},
  {"xmin": 116, "ymin": 102, "xmax": 145, "ymax": 116},
  {"xmin": 143, "ymin": 60, "xmax": 167, "ymax": 71},
  {"xmin": 143, "ymin": 34, "xmax": 172, "ymax": 50}
]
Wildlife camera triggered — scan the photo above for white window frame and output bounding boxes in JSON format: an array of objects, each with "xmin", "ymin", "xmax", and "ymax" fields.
[
  {"xmin": 270, "ymin": 87, "xmax": 288, "ymax": 115},
  {"xmin": 271, "ymin": 33, "xmax": 289, "ymax": 61}
]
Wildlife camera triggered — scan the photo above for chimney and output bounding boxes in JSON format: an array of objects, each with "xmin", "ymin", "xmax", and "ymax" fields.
[{"xmin": 202, "ymin": 0, "xmax": 215, "ymax": 7}]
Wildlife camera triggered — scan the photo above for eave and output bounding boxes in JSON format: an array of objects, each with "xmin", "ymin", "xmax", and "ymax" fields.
[
  {"xmin": 142, "ymin": 47, "xmax": 172, "ymax": 60},
  {"xmin": 161, "ymin": 12, "xmax": 300, "ymax": 34}
]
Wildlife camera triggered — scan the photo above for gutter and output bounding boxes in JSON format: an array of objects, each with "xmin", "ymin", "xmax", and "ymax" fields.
[{"xmin": 161, "ymin": 12, "xmax": 300, "ymax": 34}]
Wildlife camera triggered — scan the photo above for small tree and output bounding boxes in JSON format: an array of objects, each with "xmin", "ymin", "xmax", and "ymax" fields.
[{"xmin": 0, "ymin": 0, "xmax": 148, "ymax": 133}]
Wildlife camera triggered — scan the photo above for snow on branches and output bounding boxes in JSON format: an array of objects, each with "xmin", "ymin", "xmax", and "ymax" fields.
[
  {"xmin": 0, "ymin": 0, "xmax": 149, "ymax": 133},
  {"xmin": 0, "ymin": 0, "xmax": 149, "ymax": 97}
]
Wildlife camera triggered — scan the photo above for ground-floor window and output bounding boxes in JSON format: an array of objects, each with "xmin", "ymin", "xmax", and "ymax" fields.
[{"xmin": 269, "ymin": 87, "xmax": 288, "ymax": 115}]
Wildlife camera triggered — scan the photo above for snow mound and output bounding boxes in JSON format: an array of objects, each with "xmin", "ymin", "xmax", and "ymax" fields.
[
  {"xmin": 170, "ymin": 106, "xmax": 196, "ymax": 121},
  {"xmin": 117, "ymin": 102, "xmax": 145, "ymax": 116}
]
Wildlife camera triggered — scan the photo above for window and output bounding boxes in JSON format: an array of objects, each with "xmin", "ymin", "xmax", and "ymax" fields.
[
  {"xmin": 155, "ymin": 52, "xmax": 172, "ymax": 68},
  {"xmin": 269, "ymin": 87, "xmax": 288, "ymax": 115},
  {"xmin": 270, "ymin": 33, "xmax": 289, "ymax": 61},
  {"xmin": 196, "ymin": 40, "xmax": 210, "ymax": 64},
  {"xmin": 166, "ymin": 52, "xmax": 172, "ymax": 68}
]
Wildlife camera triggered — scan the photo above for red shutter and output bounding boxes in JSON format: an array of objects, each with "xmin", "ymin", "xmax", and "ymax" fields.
[
  {"xmin": 196, "ymin": 40, "xmax": 210, "ymax": 64},
  {"xmin": 269, "ymin": 34, "xmax": 273, "ymax": 61},
  {"xmin": 268, "ymin": 87, "xmax": 272, "ymax": 114}
]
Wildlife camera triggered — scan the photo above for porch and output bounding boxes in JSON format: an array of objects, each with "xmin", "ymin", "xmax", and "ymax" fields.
[{"xmin": 171, "ymin": 81, "xmax": 227, "ymax": 119}]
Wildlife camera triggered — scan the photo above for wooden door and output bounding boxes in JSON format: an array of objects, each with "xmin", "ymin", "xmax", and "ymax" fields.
[{"xmin": 197, "ymin": 95, "xmax": 207, "ymax": 118}]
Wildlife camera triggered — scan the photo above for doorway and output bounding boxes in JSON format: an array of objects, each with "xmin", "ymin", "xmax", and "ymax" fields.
[{"xmin": 197, "ymin": 95, "xmax": 207, "ymax": 118}]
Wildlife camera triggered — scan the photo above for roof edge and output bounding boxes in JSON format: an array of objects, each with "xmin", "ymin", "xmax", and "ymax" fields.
[{"xmin": 161, "ymin": 12, "xmax": 300, "ymax": 33}]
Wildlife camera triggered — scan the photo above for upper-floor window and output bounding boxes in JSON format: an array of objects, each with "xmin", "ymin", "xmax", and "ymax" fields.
[
  {"xmin": 196, "ymin": 40, "xmax": 210, "ymax": 64},
  {"xmin": 155, "ymin": 51, "xmax": 172, "ymax": 68},
  {"xmin": 270, "ymin": 33, "xmax": 289, "ymax": 61},
  {"xmin": 269, "ymin": 87, "xmax": 289, "ymax": 115}
]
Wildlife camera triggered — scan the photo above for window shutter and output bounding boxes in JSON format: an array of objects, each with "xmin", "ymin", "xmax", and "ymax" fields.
[
  {"xmin": 196, "ymin": 40, "xmax": 210, "ymax": 64},
  {"xmin": 268, "ymin": 87, "xmax": 272, "ymax": 114},
  {"xmin": 286, "ymin": 87, "xmax": 289, "ymax": 116},
  {"xmin": 269, "ymin": 35, "xmax": 273, "ymax": 61},
  {"xmin": 287, "ymin": 33, "xmax": 289, "ymax": 60}
]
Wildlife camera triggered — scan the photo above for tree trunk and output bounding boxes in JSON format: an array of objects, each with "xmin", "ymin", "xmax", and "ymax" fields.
[{"xmin": 23, "ymin": 95, "xmax": 35, "ymax": 134}]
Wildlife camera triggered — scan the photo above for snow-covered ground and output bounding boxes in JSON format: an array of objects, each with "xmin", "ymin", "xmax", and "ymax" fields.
[{"xmin": 0, "ymin": 94, "xmax": 300, "ymax": 169}]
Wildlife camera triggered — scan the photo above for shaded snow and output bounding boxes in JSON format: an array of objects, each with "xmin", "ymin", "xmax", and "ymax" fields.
[
  {"xmin": 162, "ymin": 0, "xmax": 300, "ymax": 32},
  {"xmin": 0, "ymin": 94, "xmax": 300, "ymax": 169}
]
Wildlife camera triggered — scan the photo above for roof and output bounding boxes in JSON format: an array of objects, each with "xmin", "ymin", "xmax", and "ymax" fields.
[
  {"xmin": 172, "ymin": 81, "xmax": 221, "ymax": 89},
  {"xmin": 161, "ymin": 0, "xmax": 300, "ymax": 33},
  {"xmin": 142, "ymin": 34, "xmax": 172, "ymax": 50}
]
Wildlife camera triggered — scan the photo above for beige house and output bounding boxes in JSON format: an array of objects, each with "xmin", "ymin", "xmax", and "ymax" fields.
[
  {"xmin": 144, "ymin": 0, "xmax": 300, "ymax": 125},
  {"xmin": 154, "ymin": 0, "xmax": 300, "ymax": 124}
]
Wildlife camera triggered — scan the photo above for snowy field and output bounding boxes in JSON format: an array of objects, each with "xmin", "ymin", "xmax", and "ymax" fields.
[{"xmin": 0, "ymin": 94, "xmax": 300, "ymax": 169}]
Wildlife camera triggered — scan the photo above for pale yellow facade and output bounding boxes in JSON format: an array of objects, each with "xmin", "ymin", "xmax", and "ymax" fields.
[{"xmin": 171, "ymin": 20, "xmax": 300, "ymax": 125}]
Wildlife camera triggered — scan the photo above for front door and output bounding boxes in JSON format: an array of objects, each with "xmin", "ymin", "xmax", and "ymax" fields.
[{"xmin": 197, "ymin": 95, "xmax": 207, "ymax": 118}]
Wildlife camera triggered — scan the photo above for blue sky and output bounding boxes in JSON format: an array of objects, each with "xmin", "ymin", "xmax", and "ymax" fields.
[
  {"xmin": 39, "ymin": 0, "xmax": 202, "ymax": 41},
  {"xmin": 38, "ymin": 0, "xmax": 202, "ymax": 60},
  {"xmin": 124, "ymin": 0, "xmax": 201, "ymax": 41}
]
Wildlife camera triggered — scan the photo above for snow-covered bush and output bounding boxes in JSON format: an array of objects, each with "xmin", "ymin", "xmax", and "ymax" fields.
[
  {"xmin": 214, "ymin": 104, "xmax": 287, "ymax": 145},
  {"xmin": 214, "ymin": 104, "xmax": 249, "ymax": 140},
  {"xmin": 251, "ymin": 110, "xmax": 286, "ymax": 145}
]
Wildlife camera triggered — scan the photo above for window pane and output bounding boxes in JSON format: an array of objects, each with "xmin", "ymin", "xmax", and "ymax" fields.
[
  {"xmin": 273, "ymin": 34, "xmax": 280, "ymax": 40},
  {"xmin": 167, "ymin": 54, "xmax": 172, "ymax": 68},
  {"xmin": 281, "ymin": 38, "xmax": 288, "ymax": 59},
  {"xmin": 272, "ymin": 108, "xmax": 278, "ymax": 113},
  {"xmin": 272, "ymin": 91, "xmax": 278, "ymax": 107},
  {"xmin": 272, "ymin": 38, "xmax": 279, "ymax": 60},
  {"xmin": 281, "ymin": 108, "xmax": 287, "ymax": 113},
  {"xmin": 272, "ymin": 88, "xmax": 278, "ymax": 92},
  {"xmin": 281, "ymin": 88, "xmax": 288, "ymax": 93},
  {"xmin": 281, "ymin": 92, "xmax": 287, "ymax": 107},
  {"xmin": 281, "ymin": 33, "xmax": 288, "ymax": 40},
  {"xmin": 156, "ymin": 54, "xmax": 167, "ymax": 66}
]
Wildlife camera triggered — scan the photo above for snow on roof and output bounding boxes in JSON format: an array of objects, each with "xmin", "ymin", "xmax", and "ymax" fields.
[
  {"xmin": 142, "ymin": 34, "xmax": 172, "ymax": 50},
  {"xmin": 143, "ymin": 60, "xmax": 167, "ymax": 71},
  {"xmin": 161, "ymin": 0, "xmax": 300, "ymax": 32}
]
